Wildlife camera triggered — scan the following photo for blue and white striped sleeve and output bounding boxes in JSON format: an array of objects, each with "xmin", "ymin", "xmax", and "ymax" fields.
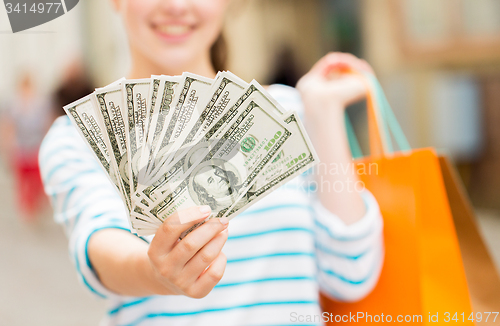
[
  {"xmin": 311, "ymin": 190, "xmax": 384, "ymax": 302},
  {"xmin": 267, "ymin": 84, "xmax": 384, "ymax": 302},
  {"xmin": 39, "ymin": 116, "xmax": 130, "ymax": 299}
]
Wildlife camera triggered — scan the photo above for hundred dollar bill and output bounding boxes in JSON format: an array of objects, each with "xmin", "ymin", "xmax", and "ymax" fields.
[
  {"xmin": 62, "ymin": 73, "xmax": 324, "ymax": 236},
  {"xmin": 64, "ymin": 90, "xmax": 153, "ymax": 225},
  {"xmin": 129, "ymin": 213, "xmax": 161, "ymax": 229},
  {"xmin": 122, "ymin": 78, "xmax": 151, "ymax": 194},
  {"xmin": 141, "ymin": 76, "xmax": 160, "ymax": 143},
  {"xmin": 139, "ymin": 75, "xmax": 182, "ymax": 184},
  {"xmin": 63, "ymin": 95, "xmax": 124, "ymax": 199},
  {"xmin": 92, "ymin": 84, "xmax": 132, "ymax": 210},
  {"xmin": 121, "ymin": 79, "xmax": 163, "ymax": 224},
  {"xmin": 208, "ymin": 81, "xmax": 287, "ymax": 140},
  {"xmin": 224, "ymin": 111, "xmax": 319, "ymax": 218},
  {"xmin": 148, "ymin": 97, "xmax": 293, "ymax": 224},
  {"xmin": 146, "ymin": 72, "xmax": 214, "ymax": 177},
  {"xmin": 169, "ymin": 72, "xmax": 216, "ymax": 143},
  {"xmin": 148, "ymin": 72, "xmax": 248, "ymax": 183},
  {"xmin": 136, "ymin": 80, "xmax": 276, "ymax": 205},
  {"xmin": 141, "ymin": 76, "xmax": 160, "ymax": 149},
  {"xmin": 161, "ymin": 72, "xmax": 248, "ymax": 167},
  {"xmin": 178, "ymin": 71, "xmax": 248, "ymax": 146}
]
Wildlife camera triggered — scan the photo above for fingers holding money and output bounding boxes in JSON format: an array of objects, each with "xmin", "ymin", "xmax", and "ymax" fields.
[
  {"xmin": 180, "ymin": 224, "xmax": 228, "ymax": 280},
  {"xmin": 169, "ymin": 216, "xmax": 229, "ymax": 266},
  {"xmin": 147, "ymin": 206, "xmax": 228, "ymax": 298},
  {"xmin": 63, "ymin": 72, "xmax": 320, "ymax": 299},
  {"xmin": 149, "ymin": 206, "xmax": 212, "ymax": 255},
  {"xmin": 63, "ymin": 72, "xmax": 318, "ymax": 237}
]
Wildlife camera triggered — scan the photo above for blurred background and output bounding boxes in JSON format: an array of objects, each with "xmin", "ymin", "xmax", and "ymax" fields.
[{"xmin": 1, "ymin": 0, "xmax": 500, "ymax": 324}]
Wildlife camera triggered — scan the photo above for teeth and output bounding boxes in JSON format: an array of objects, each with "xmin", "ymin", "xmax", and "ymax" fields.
[{"xmin": 157, "ymin": 25, "xmax": 190, "ymax": 35}]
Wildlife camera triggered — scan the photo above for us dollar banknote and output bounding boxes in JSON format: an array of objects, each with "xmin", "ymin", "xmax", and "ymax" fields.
[
  {"xmin": 140, "ymin": 72, "xmax": 248, "ymax": 197},
  {"xmin": 93, "ymin": 84, "xmax": 132, "ymax": 210},
  {"xmin": 62, "ymin": 73, "xmax": 320, "ymax": 237},
  {"xmin": 224, "ymin": 111, "xmax": 319, "ymax": 218},
  {"xmin": 147, "ymin": 73, "xmax": 214, "ymax": 179},
  {"xmin": 178, "ymin": 71, "xmax": 248, "ymax": 147},
  {"xmin": 148, "ymin": 97, "xmax": 292, "ymax": 224},
  {"xmin": 123, "ymin": 79, "xmax": 151, "ymax": 194},
  {"xmin": 139, "ymin": 76, "xmax": 182, "ymax": 184},
  {"xmin": 136, "ymin": 80, "xmax": 275, "ymax": 205},
  {"xmin": 63, "ymin": 95, "xmax": 123, "ymax": 198}
]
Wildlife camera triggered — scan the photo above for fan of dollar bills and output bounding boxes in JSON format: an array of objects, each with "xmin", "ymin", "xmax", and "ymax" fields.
[{"xmin": 64, "ymin": 71, "xmax": 319, "ymax": 236}]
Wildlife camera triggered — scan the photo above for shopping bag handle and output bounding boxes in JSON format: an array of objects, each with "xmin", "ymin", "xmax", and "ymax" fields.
[
  {"xmin": 358, "ymin": 70, "xmax": 389, "ymax": 157},
  {"xmin": 367, "ymin": 73, "xmax": 411, "ymax": 152},
  {"xmin": 343, "ymin": 69, "xmax": 411, "ymax": 158}
]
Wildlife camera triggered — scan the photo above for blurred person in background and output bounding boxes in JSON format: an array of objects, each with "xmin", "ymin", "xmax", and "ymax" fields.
[
  {"xmin": 0, "ymin": 73, "xmax": 53, "ymax": 221},
  {"xmin": 53, "ymin": 59, "xmax": 94, "ymax": 117},
  {"xmin": 39, "ymin": 0, "xmax": 384, "ymax": 325}
]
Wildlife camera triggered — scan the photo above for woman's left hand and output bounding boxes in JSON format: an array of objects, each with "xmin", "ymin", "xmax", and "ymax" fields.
[
  {"xmin": 296, "ymin": 52, "xmax": 372, "ymax": 223},
  {"xmin": 296, "ymin": 52, "xmax": 374, "ymax": 119}
]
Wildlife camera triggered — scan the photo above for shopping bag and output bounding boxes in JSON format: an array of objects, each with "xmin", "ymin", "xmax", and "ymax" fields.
[
  {"xmin": 439, "ymin": 156, "xmax": 500, "ymax": 324},
  {"xmin": 319, "ymin": 72, "xmax": 475, "ymax": 324},
  {"xmin": 367, "ymin": 74, "xmax": 500, "ymax": 318}
]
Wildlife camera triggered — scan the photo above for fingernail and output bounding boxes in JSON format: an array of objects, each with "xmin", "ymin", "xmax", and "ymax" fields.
[
  {"xmin": 199, "ymin": 205, "xmax": 211, "ymax": 216},
  {"xmin": 219, "ymin": 217, "xmax": 229, "ymax": 226}
]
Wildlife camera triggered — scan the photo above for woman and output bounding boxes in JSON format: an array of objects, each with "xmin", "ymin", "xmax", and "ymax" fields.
[
  {"xmin": 1, "ymin": 73, "xmax": 52, "ymax": 220},
  {"xmin": 39, "ymin": 0, "xmax": 384, "ymax": 325}
]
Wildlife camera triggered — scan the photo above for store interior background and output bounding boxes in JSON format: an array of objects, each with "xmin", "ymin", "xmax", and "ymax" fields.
[{"xmin": 1, "ymin": 0, "xmax": 500, "ymax": 325}]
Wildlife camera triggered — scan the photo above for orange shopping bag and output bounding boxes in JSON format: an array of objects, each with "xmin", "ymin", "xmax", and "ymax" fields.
[
  {"xmin": 320, "ymin": 72, "xmax": 475, "ymax": 324},
  {"xmin": 439, "ymin": 157, "xmax": 500, "ymax": 323}
]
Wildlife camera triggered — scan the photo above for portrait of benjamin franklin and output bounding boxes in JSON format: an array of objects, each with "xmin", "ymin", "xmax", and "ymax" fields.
[{"xmin": 188, "ymin": 159, "xmax": 243, "ymax": 211}]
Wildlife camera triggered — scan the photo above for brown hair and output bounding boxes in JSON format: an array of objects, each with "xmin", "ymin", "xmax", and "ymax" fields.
[{"xmin": 210, "ymin": 33, "xmax": 228, "ymax": 72}]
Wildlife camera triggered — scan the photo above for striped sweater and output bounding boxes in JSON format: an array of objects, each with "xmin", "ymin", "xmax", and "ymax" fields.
[{"xmin": 39, "ymin": 84, "xmax": 384, "ymax": 326}]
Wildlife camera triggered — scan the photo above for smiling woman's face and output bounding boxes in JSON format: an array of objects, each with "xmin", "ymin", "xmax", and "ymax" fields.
[{"xmin": 115, "ymin": 0, "xmax": 230, "ymax": 73}]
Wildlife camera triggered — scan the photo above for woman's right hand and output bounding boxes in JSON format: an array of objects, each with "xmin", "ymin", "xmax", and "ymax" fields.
[{"xmin": 146, "ymin": 206, "xmax": 229, "ymax": 298}]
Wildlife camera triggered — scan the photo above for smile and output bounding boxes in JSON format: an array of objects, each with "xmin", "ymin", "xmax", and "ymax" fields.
[{"xmin": 155, "ymin": 24, "xmax": 192, "ymax": 36}]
